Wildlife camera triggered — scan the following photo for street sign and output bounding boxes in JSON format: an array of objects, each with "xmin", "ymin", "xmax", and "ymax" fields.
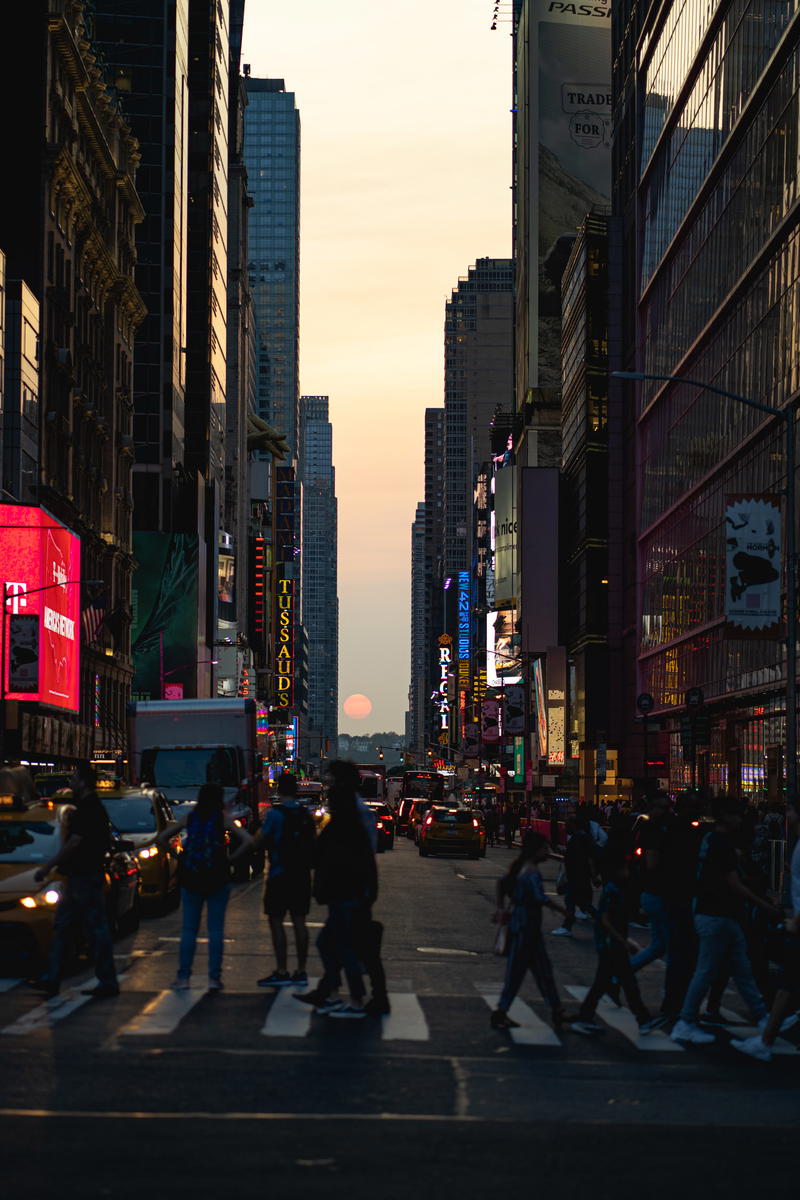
[
  {"xmin": 637, "ymin": 692, "xmax": 654, "ymax": 714},
  {"xmin": 685, "ymin": 687, "xmax": 704, "ymax": 709}
]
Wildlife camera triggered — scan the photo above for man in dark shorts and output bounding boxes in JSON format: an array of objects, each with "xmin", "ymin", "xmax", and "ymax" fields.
[{"xmin": 253, "ymin": 773, "xmax": 316, "ymax": 987}]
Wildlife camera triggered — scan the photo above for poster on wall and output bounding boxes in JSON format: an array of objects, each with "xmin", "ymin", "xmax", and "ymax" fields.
[
  {"xmin": 546, "ymin": 645, "xmax": 567, "ymax": 767},
  {"xmin": 493, "ymin": 467, "xmax": 518, "ymax": 608},
  {"xmin": 724, "ymin": 496, "xmax": 782, "ymax": 636},
  {"xmin": 131, "ymin": 533, "xmax": 200, "ymax": 699},
  {"xmin": 532, "ymin": 657, "xmax": 548, "ymax": 761}
]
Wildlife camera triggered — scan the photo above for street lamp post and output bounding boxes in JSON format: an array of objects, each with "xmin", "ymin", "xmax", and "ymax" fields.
[{"xmin": 612, "ymin": 369, "xmax": 797, "ymax": 814}]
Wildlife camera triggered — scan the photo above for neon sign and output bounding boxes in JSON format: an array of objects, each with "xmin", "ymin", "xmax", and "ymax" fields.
[
  {"xmin": 274, "ymin": 571, "xmax": 294, "ymax": 709},
  {"xmin": 436, "ymin": 634, "xmax": 452, "ymax": 733}
]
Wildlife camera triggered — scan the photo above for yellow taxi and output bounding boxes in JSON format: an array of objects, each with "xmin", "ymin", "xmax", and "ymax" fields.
[
  {"xmin": 418, "ymin": 805, "xmax": 487, "ymax": 859},
  {"xmin": 95, "ymin": 784, "xmax": 181, "ymax": 909},
  {"xmin": 0, "ymin": 794, "xmax": 141, "ymax": 973}
]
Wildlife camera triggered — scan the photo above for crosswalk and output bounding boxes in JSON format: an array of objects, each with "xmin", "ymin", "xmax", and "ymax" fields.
[{"xmin": 1, "ymin": 975, "xmax": 797, "ymax": 1057}]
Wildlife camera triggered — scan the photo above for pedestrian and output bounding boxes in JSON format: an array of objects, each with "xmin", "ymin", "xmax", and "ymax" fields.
[
  {"xmin": 628, "ymin": 793, "xmax": 673, "ymax": 971},
  {"xmin": 731, "ymin": 807, "xmax": 800, "ymax": 1061},
  {"xmin": 659, "ymin": 792, "xmax": 703, "ymax": 1022},
  {"xmin": 670, "ymin": 796, "xmax": 781, "ymax": 1044},
  {"xmin": 571, "ymin": 852, "xmax": 665, "ymax": 1036},
  {"xmin": 484, "ymin": 804, "xmax": 498, "ymax": 848},
  {"xmin": 251, "ymin": 772, "xmax": 316, "ymax": 988},
  {"xmin": 158, "ymin": 782, "xmax": 252, "ymax": 991},
  {"xmin": 504, "ymin": 802, "xmax": 518, "ymax": 849},
  {"xmin": 490, "ymin": 832, "xmax": 571, "ymax": 1032},
  {"xmin": 303, "ymin": 761, "xmax": 378, "ymax": 1018},
  {"xmin": 31, "ymin": 764, "xmax": 120, "ymax": 999},
  {"xmin": 551, "ymin": 812, "xmax": 596, "ymax": 937}
]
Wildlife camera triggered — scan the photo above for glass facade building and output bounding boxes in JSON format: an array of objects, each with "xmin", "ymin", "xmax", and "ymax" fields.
[
  {"xmin": 93, "ymin": 0, "xmax": 190, "ymax": 532},
  {"xmin": 443, "ymin": 259, "xmax": 514, "ymax": 577},
  {"xmin": 299, "ymin": 396, "xmax": 338, "ymax": 759},
  {"xmin": 243, "ymin": 78, "xmax": 300, "ymax": 460},
  {"xmin": 634, "ymin": 0, "xmax": 800, "ymax": 798}
]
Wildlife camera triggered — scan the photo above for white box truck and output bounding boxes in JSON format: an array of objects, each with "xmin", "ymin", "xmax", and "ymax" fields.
[{"xmin": 127, "ymin": 698, "xmax": 264, "ymax": 839}]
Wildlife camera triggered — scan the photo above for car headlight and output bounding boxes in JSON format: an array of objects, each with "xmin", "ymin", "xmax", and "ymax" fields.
[
  {"xmin": 137, "ymin": 845, "xmax": 159, "ymax": 860},
  {"xmin": 19, "ymin": 884, "xmax": 62, "ymax": 909}
]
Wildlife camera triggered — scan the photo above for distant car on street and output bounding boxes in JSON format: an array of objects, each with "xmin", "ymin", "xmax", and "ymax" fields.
[
  {"xmin": 418, "ymin": 806, "xmax": 486, "ymax": 860},
  {"xmin": 363, "ymin": 801, "xmax": 395, "ymax": 852}
]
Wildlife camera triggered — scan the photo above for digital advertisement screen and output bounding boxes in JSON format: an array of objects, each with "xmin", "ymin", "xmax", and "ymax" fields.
[{"xmin": 0, "ymin": 504, "xmax": 81, "ymax": 711}]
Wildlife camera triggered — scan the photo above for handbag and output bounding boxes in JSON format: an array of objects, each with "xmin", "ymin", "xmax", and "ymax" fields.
[{"xmin": 493, "ymin": 923, "xmax": 509, "ymax": 957}]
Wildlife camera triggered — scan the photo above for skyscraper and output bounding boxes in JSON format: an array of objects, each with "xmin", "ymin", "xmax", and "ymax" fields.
[
  {"xmin": 93, "ymin": 0, "xmax": 191, "ymax": 533},
  {"xmin": 299, "ymin": 395, "xmax": 338, "ymax": 763},
  {"xmin": 443, "ymin": 259, "xmax": 514, "ymax": 578},
  {"xmin": 408, "ymin": 501, "xmax": 427, "ymax": 753},
  {"xmin": 243, "ymin": 78, "xmax": 301, "ymax": 461}
]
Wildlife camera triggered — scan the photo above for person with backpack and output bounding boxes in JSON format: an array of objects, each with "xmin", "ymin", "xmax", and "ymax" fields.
[
  {"xmin": 157, "ymin": 782, "xmax": 252, "ymax": 991},
  {"xmin": 31, "ymin": 764, "xmax": 120, "ymax": 999},
  {"xmin": 251, "ymin": 772, "xmax": 317, "ymax": 987}
]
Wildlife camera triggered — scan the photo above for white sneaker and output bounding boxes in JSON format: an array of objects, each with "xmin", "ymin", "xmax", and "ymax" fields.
[
  {"xmin": 575, "ymin": 911, "xmax": 591, "ymax": 921},
  {"xmin": 731, "ymin": 1034, "xmax": 772, "ymax": 1062},
  {"xmin": 327, "ymin": 1003, "xmax": 367, "ymax": 1019},
  {"xmin": 171, "ymin": 977, "xmax": 190, "ymax": 991},
  {"xmin": 757, "ymin": 1011, "xmax": 799, "ymax": 1035},
  {"xmin": 670, "ymin": 1019, "xmax": 715, "ymax": 1045},
  {"xmin": 550, "ymin": 926, "xmax": 572, "ymax": 937}
]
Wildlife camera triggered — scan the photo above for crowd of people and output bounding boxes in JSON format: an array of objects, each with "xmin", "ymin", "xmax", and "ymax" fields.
[
  {"xmin": 24, "ymin": 764, "xmax": 800, "ymax": 1058},
  {"xmin": 490, "ymin": 793, "xmax": 800, "ymax": 1061},
  {"xmin": 30, "ymin": 760, "xmax": 388, "ymax": 1020}
]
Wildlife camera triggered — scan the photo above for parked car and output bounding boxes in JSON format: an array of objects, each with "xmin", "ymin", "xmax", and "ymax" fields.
[{"xmin": 0, "ymin": 795, "xmax": 141, "ymax": 974}]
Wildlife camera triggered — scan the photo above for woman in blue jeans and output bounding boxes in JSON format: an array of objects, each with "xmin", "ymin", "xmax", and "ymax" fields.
[{"xmin": 158, "ymin": 783, "xmax": 252, "ymax": 990}]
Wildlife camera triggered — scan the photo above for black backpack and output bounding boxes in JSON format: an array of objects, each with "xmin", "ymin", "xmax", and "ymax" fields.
[{"xmin": 276, "ymin": 804, "xmax": 315, "ymax": 872}]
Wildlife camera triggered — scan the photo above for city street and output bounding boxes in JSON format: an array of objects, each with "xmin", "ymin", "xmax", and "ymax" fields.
[{"xmin": 0, "ymin": 841, "xmax": 797, "ymax": 1197}]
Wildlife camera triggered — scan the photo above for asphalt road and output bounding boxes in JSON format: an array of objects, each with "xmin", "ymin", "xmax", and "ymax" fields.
[{"xmin": 1, "ymin": 839, "xmax": 798, "ymax": 1198}]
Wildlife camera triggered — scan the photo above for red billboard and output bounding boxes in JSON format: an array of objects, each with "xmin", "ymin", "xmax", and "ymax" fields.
[{"xmin": 0, "ymin": 505, "xmax": 81, "ymax": 711}]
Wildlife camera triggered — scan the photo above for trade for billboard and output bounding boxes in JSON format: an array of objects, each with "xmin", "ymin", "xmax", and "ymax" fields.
[{"xmin": 0, "ymin": 504, "xmax": 81, "ymax": 711}]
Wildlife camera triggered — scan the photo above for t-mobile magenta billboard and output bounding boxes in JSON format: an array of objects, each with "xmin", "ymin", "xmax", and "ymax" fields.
[{"xmin": 0, "ymin": 504, "xmax": 81, "ymax": 711}]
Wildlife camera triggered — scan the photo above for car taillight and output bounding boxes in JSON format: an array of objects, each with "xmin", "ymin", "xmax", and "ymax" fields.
[
  {"xmin": 472, "ymin": 818, "xmax": 479, "ymax": 829},
  {"xmin": 376, "ymin": 821, "xmax": 383, "ymax": 829},
  {"xmin": 425, "ymin": 815, "xmax": 433, "ymax": 826},
  {"xmin": 635, "ymin": 846, "xmax": 643, "ymax": 856}
]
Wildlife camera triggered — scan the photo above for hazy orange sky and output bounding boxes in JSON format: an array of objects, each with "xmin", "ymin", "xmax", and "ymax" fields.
[{"xmin": 242, "ymin": 1, "xmax": 511, "ymax": 735}]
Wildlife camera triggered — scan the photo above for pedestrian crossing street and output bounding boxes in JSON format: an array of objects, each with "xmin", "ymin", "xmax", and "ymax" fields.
[{"xmin": 2, "ymin": 974, "xmax": 796, "ymax": 1056}]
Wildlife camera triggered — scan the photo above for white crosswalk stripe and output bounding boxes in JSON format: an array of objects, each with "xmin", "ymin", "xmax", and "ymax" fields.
[
  {"xmin": 261, "ymin": 981, "xmax": 318, "ymax": 1038},
  {"xmin": 565, "ymin": 986, "xmax": 683, "ymax": 1051},
  {"xmin": 476, "ymin": 988, "xmax": 562, "ymax": 1046},
  {"xmin": 381, "ymin": 993, "xmax": 428, "ymax": 1041},
  {"xmin": 1, "ymin": 974, "xmax": 129, "ymax": 1036},
  {"xmin": 0, "ymin": 979, "xmax": 24, "ymax": 993},
  {"xmin": 119, "ymin": 987, "xmax": 208, "ymax": 1037}
]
